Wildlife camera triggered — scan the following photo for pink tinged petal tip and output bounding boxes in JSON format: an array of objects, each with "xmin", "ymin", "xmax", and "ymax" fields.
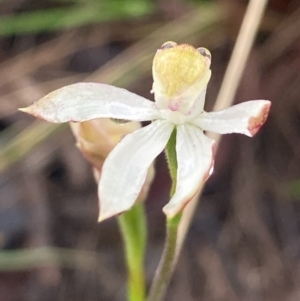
[
  {"xmin": 192, "ymin": 100, "xmax": 271, "ymax": 137},
  {"xmin": 247, "ymin": 101, "xmax": 271, "ymax": 136},
  {"xmin": 163, "ymin": 124, "xmax": 215, "ymax": 218},
  {"xmin": 19, "ymin": 83, "xmax": 160, "ymax": 123},
  {"xmin": 98, "ymin": 120, "xmax": 174, "ymax": 222}
]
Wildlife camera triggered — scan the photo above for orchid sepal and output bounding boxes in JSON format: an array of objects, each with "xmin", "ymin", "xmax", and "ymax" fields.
[
  {"xmin": 191, "ymin": 100, "xmax": 271, "ymax": 137},
  {"xmin": 19, "ymin": 82, "xmax": 161, "ymax": 123}
]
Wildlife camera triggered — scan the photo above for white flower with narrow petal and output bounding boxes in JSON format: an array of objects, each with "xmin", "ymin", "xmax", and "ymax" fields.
[{"xmin": 20, "ymin": 41, "xmax": 271, "ymax": 221}]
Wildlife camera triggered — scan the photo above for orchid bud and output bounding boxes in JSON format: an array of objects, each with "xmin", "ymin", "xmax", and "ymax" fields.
[
  {"xmin": 69, "ymin": 119, "xmax": 140, "ymax": 170},
  {"xmin": 70, "ymin": 118, "xmax": 155, "ymax": 211}
]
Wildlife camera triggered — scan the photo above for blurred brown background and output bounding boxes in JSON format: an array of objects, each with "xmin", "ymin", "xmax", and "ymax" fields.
[{"xmin": 1, "ymin": 0, "xmax": 300, "ymax": 300}]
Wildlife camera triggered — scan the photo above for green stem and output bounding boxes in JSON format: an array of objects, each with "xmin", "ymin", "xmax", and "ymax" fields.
[
  {"xmin": 147, "ymin": 213, "xmax": 182, "ymax": 301},
  {"xmin": 147, "ymin": 128, "xmax": 182, "ymax": 301},
  {"xmin": 165, "ymin": 129, "xmax": 177, "ymax": 196},
  {"xmin": 118, "ymin": 203, "xmax": 147, "ymax": 301}
]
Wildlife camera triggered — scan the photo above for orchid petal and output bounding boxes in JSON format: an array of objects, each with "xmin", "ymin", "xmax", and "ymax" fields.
[
  {"xmin": 19, "ymin": 83, "xmax": 161, "ymax": 123},
  {"xmin": 192, "ymin": 100, "xmax": 271, "ymax": 137},
  {"xmin": 163, "ymin": 124, "xmax": 215, "ymax": 218},
  {"xmin": 98, "ymin": 120, "xmax": 174, "ymax": 221}
]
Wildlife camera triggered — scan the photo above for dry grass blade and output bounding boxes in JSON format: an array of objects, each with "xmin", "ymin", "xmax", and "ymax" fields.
[
  {"xmin": 0, "ymin": 32, "xmax": 78, "ymax": 87},
  {"xmin": 0, "ymin": 247, "xmax": 102, "ymax": 271},
  {"xmin": 85, "ymin": 4, "xmax": 221, "ymax": 84},
  {"xmin": 0, "ymin": 121, "xmax": 66, "ymax": 172}
]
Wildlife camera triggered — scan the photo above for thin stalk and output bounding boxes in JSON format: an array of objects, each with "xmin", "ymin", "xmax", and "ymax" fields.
[
  {"xmin": 147, "ymin": 213, "xmax": 181, "ymax": 301},
  {"xmin": 118, "ymin": 203, "xmax": 147, "ymax": 301},
  {"xmin": 147, "ymin": 129, "xmax": 181, "ymax": 301}
]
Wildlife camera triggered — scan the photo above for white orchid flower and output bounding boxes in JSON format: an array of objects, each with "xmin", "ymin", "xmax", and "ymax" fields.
[{"xmin": 20, "ymin": 41, "xmax": 271, "ymax": 221}]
